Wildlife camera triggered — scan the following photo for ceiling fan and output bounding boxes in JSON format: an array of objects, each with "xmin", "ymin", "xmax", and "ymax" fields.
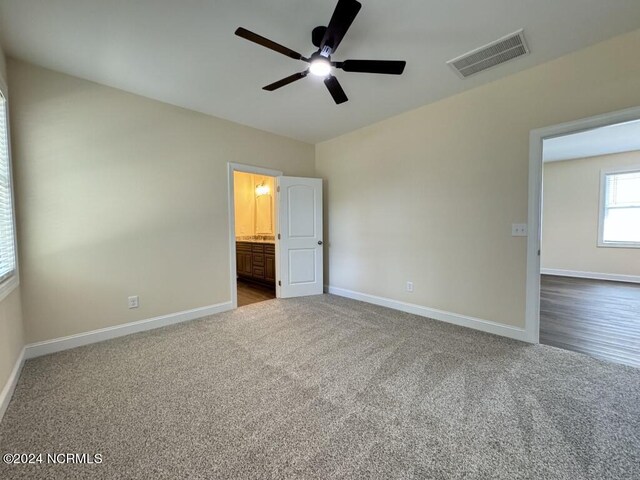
[{"xmin": 235, "ymin": 0, "xmax": 406, "ymax": 105}]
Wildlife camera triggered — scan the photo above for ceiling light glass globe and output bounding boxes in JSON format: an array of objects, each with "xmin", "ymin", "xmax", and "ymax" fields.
[{"xmin": 309, "ymin": 59, "xmax": 331, "ymax": 77}]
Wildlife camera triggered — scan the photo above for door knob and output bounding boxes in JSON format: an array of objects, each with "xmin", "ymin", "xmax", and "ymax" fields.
[{"xmin": 318, "ymin": 241, "xmax": 323, "ymax": 245}]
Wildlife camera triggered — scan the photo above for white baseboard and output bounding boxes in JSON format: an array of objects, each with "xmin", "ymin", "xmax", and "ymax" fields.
[
  {"xmin": 25, "ymin": 301, "xmax": 233, "ymax": 360},
  {"xmin": 0, "ymin": 347, "xmax": 25, "ymax": 423},
  {"xmin": 325, "ymin": 285, "xmax": 532, "ymax": 343},
  {"xmin": 541, "ymin": 268, "xmax": 640, "ymax": 284}
]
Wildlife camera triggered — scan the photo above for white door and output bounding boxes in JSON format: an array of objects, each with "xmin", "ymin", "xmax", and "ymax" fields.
[{"xmin": 277, "ymin": 176, "xmax": 323, "ymax": 298}]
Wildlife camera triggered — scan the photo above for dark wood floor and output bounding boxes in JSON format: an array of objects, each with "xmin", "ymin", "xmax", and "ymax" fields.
[
  {"xmin": 540, "ymin": 275, "xmax": 640, "ymax": 369},
  {"xmin": 237, "ymin": 279, "xmax": 275, "ymax": 307}
]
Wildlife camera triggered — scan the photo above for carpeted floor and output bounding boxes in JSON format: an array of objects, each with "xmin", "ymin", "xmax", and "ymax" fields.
[{"xmin": 1, "ymin": 294, "xmax": 639, "ymax": 479}]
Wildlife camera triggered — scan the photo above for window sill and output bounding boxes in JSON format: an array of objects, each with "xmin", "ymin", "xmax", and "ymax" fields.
[
  {"xmin": 597, "ymin": 242, "xmax": 640, "ymax": 249},
  {"xmin": 0, "ymin": 275, "xmax": 19, "ymax": 303}
]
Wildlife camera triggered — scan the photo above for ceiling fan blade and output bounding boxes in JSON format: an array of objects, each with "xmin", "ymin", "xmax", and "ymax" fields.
[
  {"xmin": 338, "ymin": 60, "xmax": 407, "ymax": 75},
  {"xmin": 235, "ymin": 27, "xmax": 308, "ymax": 62},
  {"xmin": 263, "ymin": 71, "xmax": 309, "ymax": 91},
  {"xmin": 324, "ymin": 75, "xmax": 348, "ymax": 104},
  {"xmin": 320, "ymin": 0, "xmax": 362, "ymax": 54}
]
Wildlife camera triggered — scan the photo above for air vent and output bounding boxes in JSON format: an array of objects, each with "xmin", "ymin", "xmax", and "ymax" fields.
[{"xmin": 447, "ymin": 30, "xmax": 529, "ymax": 78}]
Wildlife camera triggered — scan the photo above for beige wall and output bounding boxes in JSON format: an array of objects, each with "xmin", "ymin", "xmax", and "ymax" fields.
[
  {"xmin": 234, "ymin": 172, "xmax": 276, "ymax": 237},
  {"xmin": 0, "ymin": 44, "xmax": 5, "ymax": 81},
  {"xmin": 0, "ymin": 42, "xmax": 25, "ymax": 399},
  {"xmin": 0, "ymin": 289, "xmax": 24, "ymax": 390},
  {"xmin": 316, "ymin": 28, "xmax": 640, "ymax": 328},
  {"xmin": 542, "ymin": 151, "xmax": 640, "ymax": 276},
  {"xmin": 8, "ymin": 59, "xmax": 314, "ymax": 343}
]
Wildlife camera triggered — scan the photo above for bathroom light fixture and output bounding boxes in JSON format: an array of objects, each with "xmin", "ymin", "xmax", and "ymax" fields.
[{"xmin": 256, "ymin": 182, "xmax": 270, "ymax": 196}]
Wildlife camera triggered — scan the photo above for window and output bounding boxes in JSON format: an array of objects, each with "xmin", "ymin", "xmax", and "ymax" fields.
[
  {"xmin": 599, "ymin": 166, "xmax": 640, "ymax": 248},
  {"xmin": 0, "ymin": 88, "xmax": 17, "ymax": 287}
]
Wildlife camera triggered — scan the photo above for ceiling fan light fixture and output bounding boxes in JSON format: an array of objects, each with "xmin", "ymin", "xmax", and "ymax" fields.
[
  {"xmin": 235, "ymin": 0, "xmax": 406, "ymax": 104},
  {"xmin": 309, "ymin": 58, "xmax": 332, "ymax": 77}
]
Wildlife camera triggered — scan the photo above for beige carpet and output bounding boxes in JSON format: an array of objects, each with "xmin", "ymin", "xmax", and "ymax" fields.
[{"xmin": 0, "ymin": 294, "xmax": 639, "ymax": 479}]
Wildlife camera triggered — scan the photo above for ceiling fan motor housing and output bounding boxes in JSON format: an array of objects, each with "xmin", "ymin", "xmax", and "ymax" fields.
[{"xmin": 312, "ymin": 26, "xmax": 327, "ymax": 47}]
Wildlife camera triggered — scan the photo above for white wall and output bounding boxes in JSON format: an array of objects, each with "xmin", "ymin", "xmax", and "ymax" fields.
[
  {"xmin": 316, "ymin": 28, "xmax": 640, "ymax": 329},
  {"xmin": 8, "ymin": 59, "xmax": 315, "ymax": 343},
  {"xmin": 542, "ymin": 151, "xmax": 640, "ymax": 278}
]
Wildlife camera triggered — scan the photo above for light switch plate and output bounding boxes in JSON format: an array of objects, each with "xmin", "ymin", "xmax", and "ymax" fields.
[{"xmin": 512, "ymin": 224, "xmax": 528, "ymax": 237}]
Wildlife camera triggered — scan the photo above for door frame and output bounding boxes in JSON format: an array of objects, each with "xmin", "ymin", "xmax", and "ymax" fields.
[
  {"xmin": 227, "ymin": 162, "xmax": 283, "ymax": 308},
  {"xmin": 525, "ymin": 105, "xmax": 640, "ymax": 343}
]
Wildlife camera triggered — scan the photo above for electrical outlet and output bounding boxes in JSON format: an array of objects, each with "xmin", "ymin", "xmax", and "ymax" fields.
[
  {"xmin": 406, "ymin": 281, "xmax": 414, "ymax": 293},
  {"xmin": 128, "ymin": 295, "xmax": 139, "ymax": 309},
  {"xmin": 512, "ymin": 224, "xmax": 528, "ymax": 237}
]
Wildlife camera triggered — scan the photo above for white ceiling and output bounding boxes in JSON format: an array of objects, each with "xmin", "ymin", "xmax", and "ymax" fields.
[
  {"xmin": 544, "ymin": 120, "xmax": 640, "ymax": 162},
  {"xmin": 1, "ymin": 0, "xmax": 639, "ymax": 144}
]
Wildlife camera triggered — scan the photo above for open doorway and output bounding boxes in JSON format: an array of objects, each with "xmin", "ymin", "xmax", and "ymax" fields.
[
  {"xmin": 228, "ymin": 163, "xmax": 283, "ymax": 308},
  {"xmin": 233, "ymin": 170, "xmax": 278, "ymax": 307},
  {"xmin": 536, "ymin": 115, "xmax": 640, "ymax": 368},
  {"xmin": 228, "ymin": 162, "xmax": 325, "ymax": 308}
]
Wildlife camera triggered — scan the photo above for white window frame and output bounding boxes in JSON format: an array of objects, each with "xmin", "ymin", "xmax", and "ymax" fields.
[
  {"xmin": 0, "ymin": 77, "xmax": 19, "ymax": 302},
  {"xmin": 598, "ymin": 164, "xmax": 640, "ymax": 249}
]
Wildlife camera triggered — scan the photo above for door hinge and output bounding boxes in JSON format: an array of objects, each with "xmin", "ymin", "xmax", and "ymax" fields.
[
  {"xmin": 537, "ymin": 249, "xmax": 541, "ymax": 256},
  {"xmin": 277, "ymin": 186, "xmax": 280, "ymax": 192},
  {"xmin": 278, "ymin": 280, "xmax": 281, "ymax": 286},
  {"xmin": 277, "ymin": 233, "xmax": 281, "ymax": 240}
]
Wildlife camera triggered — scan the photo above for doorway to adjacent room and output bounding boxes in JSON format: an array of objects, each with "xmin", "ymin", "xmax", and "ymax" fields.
[
  {"xmin": 527, "ymin": 107, "xmax": 640, "ymax": 368},
  {"xmin": 233, "ymin": 169, "xmax": 278, "ymax": 307},
  {"xmin": 227, "ymin": 163, "xmax": 325, "ymax": 309}
]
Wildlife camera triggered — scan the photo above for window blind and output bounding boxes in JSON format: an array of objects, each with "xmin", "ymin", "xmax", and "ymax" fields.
[
  {"xmin": 0, "ymin": 92, "xmax": 16, "ymax": 283},
  {"xmin": 605, "ymin": 171, "xmax": 640, "ymax": 208},
  {"xmin": 602, "ymin": 170, "xmax": 640, "ymax": 244}
]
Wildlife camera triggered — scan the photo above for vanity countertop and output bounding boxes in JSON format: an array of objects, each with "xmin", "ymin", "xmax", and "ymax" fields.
[{"xmin": 236, "ymin": 238, "xmax": 275, "ymax": 244}]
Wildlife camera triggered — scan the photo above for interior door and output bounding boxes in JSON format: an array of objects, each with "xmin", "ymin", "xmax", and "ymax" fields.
[{"xmin": 277, "ymin": 176, "xmax": 323, "ymax": 298}]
